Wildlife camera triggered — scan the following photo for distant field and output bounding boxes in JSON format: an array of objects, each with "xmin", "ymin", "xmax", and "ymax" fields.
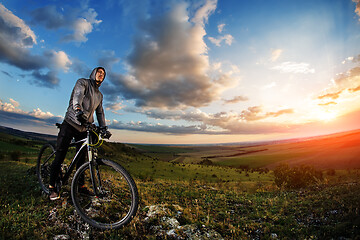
[{"xmin": 135, "ymin": 129, "xmax": 360, "ymax": 170}]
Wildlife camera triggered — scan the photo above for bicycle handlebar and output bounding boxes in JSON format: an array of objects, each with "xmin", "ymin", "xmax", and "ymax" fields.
[{"xmin": 55, "ymin": 123, "xmax": 110, "ymax": 139}]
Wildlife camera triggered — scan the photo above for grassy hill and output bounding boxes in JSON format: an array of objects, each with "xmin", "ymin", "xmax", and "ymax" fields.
[{"xmin": 1, "ymin": 126, "xmax": 360, "ymax": 239}]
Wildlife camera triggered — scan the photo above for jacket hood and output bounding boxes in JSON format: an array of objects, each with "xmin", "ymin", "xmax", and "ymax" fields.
[{"xmin": 89, "ymin": 67, "xmax": 106, "ymax": 81}]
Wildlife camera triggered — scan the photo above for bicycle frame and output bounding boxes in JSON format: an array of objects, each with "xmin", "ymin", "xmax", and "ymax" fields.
[{"xmin": 59, "ymin": 126, "xmax": 103, "ymax": 196}]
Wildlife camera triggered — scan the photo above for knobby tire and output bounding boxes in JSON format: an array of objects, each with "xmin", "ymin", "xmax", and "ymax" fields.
[{"xmin": 71, "ymin": 159, "xmax": 139, "ymax": 230}]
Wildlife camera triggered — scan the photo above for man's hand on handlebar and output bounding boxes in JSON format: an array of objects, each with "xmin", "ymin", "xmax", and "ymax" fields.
[{"xmin": 100, "ymin": 126, "xmax": 112, "ymax": 139}]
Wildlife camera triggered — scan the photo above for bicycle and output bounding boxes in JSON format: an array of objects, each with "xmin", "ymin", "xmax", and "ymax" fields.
[{"xmin": 36, "ymin": 123, "xmax": 139, "ymax": 230}]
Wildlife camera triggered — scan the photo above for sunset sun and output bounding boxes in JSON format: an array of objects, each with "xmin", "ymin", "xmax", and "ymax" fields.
[{"xmin": 316, "ymin": 111, "xmax": 337, "ymax": 122}]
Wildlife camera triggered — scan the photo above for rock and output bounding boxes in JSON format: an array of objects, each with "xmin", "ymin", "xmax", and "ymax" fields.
[
  {"xmin": 271, "ymin": 233, "xmax": 278, "ymax": 239},
  {"xmin": 53, "ymin": 235, "xmax": 70, "ymax": 240},
  {"xmin": 181, "ymin": 224, "xmax": 223, "ymax": 240},
  {"xmin": 144, "ymin": 204, "xmax": 223, "ymax": 240}
]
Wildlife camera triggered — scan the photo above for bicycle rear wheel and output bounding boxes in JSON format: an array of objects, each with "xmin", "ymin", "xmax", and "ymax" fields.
[
  {"xmin": 71, "ymin": 159, "xmax": 138, "ymax": 230},
  {"xmin": 36, "ymin": 143, "xmax": 56, "ymax": 195}
]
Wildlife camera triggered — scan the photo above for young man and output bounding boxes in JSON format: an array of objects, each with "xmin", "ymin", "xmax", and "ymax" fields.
[{"xmin": 49, "ymin": 67, "xmax": 111, "ymax": 200}]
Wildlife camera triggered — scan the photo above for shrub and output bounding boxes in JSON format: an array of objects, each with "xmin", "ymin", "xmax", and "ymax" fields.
[{"xmin": 274, "ymin": 163, "xmax": 323, "ymax": 189}]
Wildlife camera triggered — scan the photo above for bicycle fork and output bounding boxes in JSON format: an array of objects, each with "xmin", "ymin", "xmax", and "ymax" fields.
[{"xmin": 86, "ymin": 135, "xmax": 104, "ymax": 197}]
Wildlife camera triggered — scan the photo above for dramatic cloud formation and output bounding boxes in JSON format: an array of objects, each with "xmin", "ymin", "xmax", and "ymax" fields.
[
  {"xmin": 104, "ymin": 1, "xmax": 235, "ymax": 109},
  {"xmin": 111, "ymin": 106, "xmax": 295, "ymax": 135},
  {"xmin": 110, "ymin": 120, "xmax": 209, "ymax": 135},
  {"xmin": 0, "ymin": 4, "xmax": 37, "ymax": 47},
  {"xmin": 30, "ymin": 5, "xmax": 102, "ymax": 43},
  {"xmin": 0, "ymin": 4, "xmax": 74, "ymax": 88},
  {"xmin": 0, "ymin": 3, "xmax": 44, "ymax": 70}
]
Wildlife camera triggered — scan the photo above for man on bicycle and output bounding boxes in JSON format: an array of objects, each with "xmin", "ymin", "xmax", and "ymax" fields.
[{"xmin": 49, "ymin": 67, "xmax": 111, "ymax": 200}]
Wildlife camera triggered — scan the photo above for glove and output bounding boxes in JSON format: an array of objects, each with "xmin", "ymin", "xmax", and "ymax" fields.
[
  {"xmin": 100, "ymin": 126, "xmax": 112, "ymax": 139},
  {"xmin": 75, "ymin": 109, "xmax": 87, "ymax": 124}
]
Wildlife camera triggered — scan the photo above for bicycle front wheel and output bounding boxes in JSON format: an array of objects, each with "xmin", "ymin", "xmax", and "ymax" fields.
[
  {"xmin": 71, "ymin": 159, "xmax": 139, "ymax": 230},
  {"xmin": 36, "ymin": 143, "xmax": 56, "ymax": 195}
]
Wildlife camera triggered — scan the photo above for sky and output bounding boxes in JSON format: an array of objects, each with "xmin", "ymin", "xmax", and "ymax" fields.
[{"xmin": 1, "ymin": 0, "xmax": 360, "ymax": 144}]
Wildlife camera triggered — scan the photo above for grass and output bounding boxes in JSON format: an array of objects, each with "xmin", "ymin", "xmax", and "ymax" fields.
[
  {"xmin": 215, "ymin": 152, "xmax": 310, "ymax": 168},
  {"xmin": 1, "ymin": 133, "xmax": 360, "ymax": 239},
  {"xmin": 0, "ymin": 161, "xmax": 52, "ymax": 239},
  {"xmin": 1, "ymin": 156, "xmax": 360, "ymax": 239}
]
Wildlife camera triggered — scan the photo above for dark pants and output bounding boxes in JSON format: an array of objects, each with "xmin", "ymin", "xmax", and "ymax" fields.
[{"xmin": 49, "ymin": 121, "xmax": 87, "ymax": 187}]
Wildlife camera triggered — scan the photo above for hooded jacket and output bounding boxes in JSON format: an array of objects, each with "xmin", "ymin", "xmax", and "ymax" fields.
[{"xmin": 64, "ymin": 67, "xmax": 106, "ymax": 132}]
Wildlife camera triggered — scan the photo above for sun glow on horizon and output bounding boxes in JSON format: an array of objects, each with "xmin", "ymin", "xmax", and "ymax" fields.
[{"xmin": 315, "ymin": 110, "xmax": 338, "ymax": 122}]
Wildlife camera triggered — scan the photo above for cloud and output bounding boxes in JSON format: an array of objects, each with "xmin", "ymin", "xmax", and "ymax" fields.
[
  {"xmin": 237, "ymin": 106, "xmax": 294, "ymax": 121},
  {"xmin": 317, "ymin": 90, "xmax": 342, "ymax": 100},
  {"xmin": 117, "ymin": 106, "xmax": 295, "ymax": 135},
  {"xmin": 0, "ymin": 99, "xmax": 62, "ymax": 127},
  {"xmin": 349, "ymin": 85, "xmax": 360, "ymax": 92},
  {"xmin": 270, "ymin": 49, "xmax": 283, "ymax": 62},
  {"xmin": 334, "ymin": 67, "xmax": 360, "ymax": 89},
  {"xmin": 30, "ymin": 5, "xmax": 66, "ymax": 29},
  {"xmin": 222, "ymin": 95, "xmax": 249, "ymax": 104},
  {"xmin": 44, "ymin": 50, "xmax": 72, "ymax": 72},
  {"xmin": 0, "ymin": 99, "xmax": 24, "ymax": 113},
  {"xmin": 315, "ymin": 58, "xmax": 360, "ymax": 104},
  {"xmin": 271, "ymin": 62, "xmax": 315, "ymax": 74},
  {"xmin": 208, "ymin": 34, "xmax": 234, "ymax": 47},
  {"xmin": 217, "ymin": 23, "xmax": 225, "ymax": 33},
  {"xmin": 106, "ymin": 102, "xmax": 125, "ymax": 115},
  {"xmin": 0, "ymin": 3, "xmax": 74, "ymax": 88},
  {"xmin": 104, "ymin": 1, "xmax": 235, "ymax": 109},
  {"xmin": 110, "ymin": 120, "xmax": 209, "ymax": 135},
  {"xmin": 318, "ymin": 102, "xmax": 337, "ymax": 106},
  {"xmin": 29, "ymin": 108, "xmax": 55, "ymax": 119},
  {"xmin": 208, "ymin": 22, "xmax": 234, "ymax": 47},
  {"xmin": 30, "ymin": 5, "xmax": 102, "ymax": 43},
  {"xmin": 0, "ymin": 4, "xmax": 45, "ymax": 71},
  {"xmin": 70, "ymin": 58, "xmax": 91, "ymax": 77},
  {"xmin": 9, "ymin": 98, "xmax": 19, "ymax": 108},
  {"xmin": 263, "ymin": 82, "xmax": 277, "ymax": 89},
  {"xmin": 192, "ymin": 0, "xmax": 217, "ymax": 26},
  {"xmin": 1, "ymin": 70, "xmax": 12, "ymax": 77},
  {"xmin": 97, "ymin": 50, "xmax": 120, "ymax": 71},
  {"xmin": 30, "ymin": 70, "xmax": 60, "ymax": 88},
  {"xmin": 264, "ymin": 109, "xmax": 294, "ymax": 118},
  {"xmin": 353, "ymin": 0, "xmax": 360, "ymax": 20},
  {"xmin": 0, "ymin": 3, "xmax": 37, "ymax": 47},
  {"xmin": 318, "ymin": 64, "xmax": 360, "ymax": 101}
]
